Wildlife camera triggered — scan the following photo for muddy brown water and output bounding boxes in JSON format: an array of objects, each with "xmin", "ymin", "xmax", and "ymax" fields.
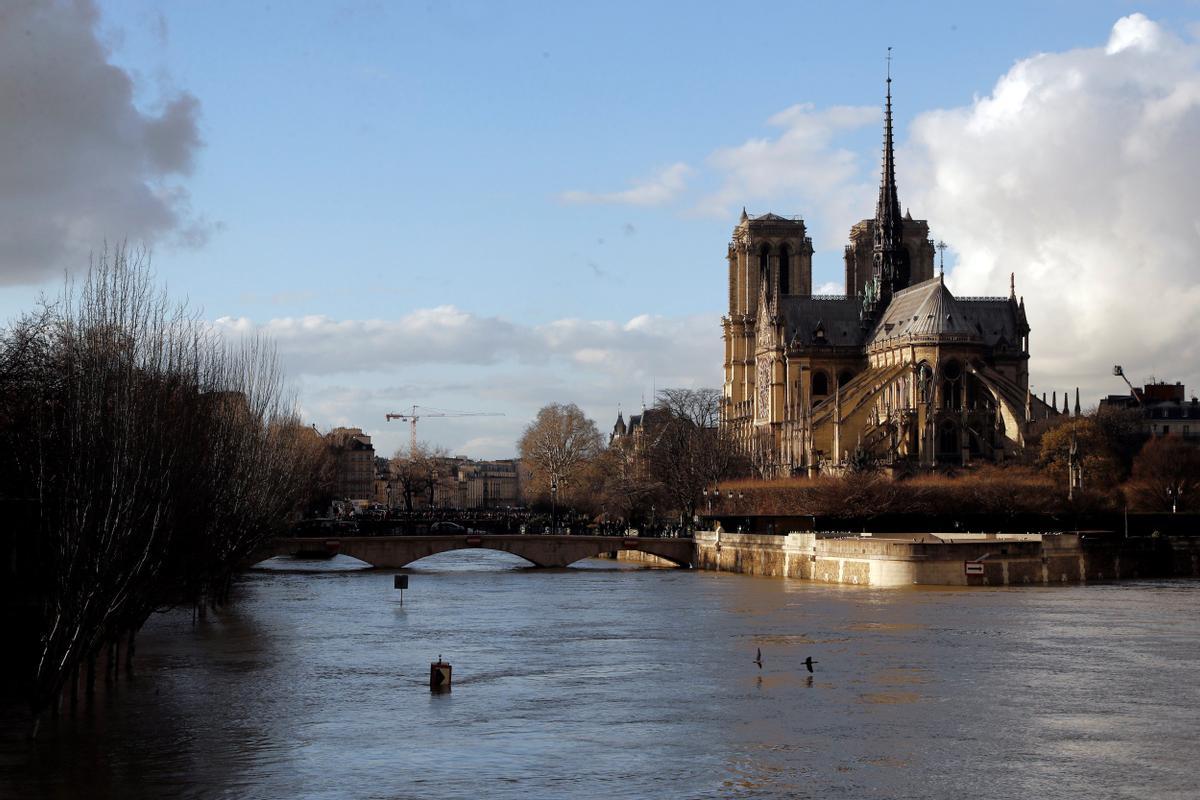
[{"xmin": 2, "ymin": 552, "xmax": 1197, "ymax": 799}]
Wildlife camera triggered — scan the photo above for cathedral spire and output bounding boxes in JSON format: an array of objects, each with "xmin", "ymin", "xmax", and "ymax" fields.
[
  {"xmin": 875, "ymin": 49, "xmax": 902, "ymax": 231},
  {"xmin": 866, "ymin": 48, "xmax": 910, "ymax": 318}
]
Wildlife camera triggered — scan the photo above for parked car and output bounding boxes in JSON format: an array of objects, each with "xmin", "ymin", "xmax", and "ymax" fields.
[{"xmin": 430, "ymin": 521, "xmax": 467, "ymax": 533}]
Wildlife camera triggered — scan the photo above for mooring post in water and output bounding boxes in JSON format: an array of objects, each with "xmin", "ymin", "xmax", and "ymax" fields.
[
  {"xmin": 394, "ymin": 574, "xmax": 408, "ymax": 605},
  {"xmin": 430, "ymin": 656, "xmax": 451, "ymax": 693}
]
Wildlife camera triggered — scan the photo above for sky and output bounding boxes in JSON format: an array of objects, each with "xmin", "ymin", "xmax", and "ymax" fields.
[{"xmin": 2, "ymin": 1, "xmax": 1199, "ymax": 458}]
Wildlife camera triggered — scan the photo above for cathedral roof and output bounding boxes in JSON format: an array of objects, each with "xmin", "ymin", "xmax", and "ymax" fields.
[
  {"xmin": 868, "ymin": 277, "xmax": 1022, "ymax": 348},
  {"xmin": 778, "ymin": 296, "xmax": 865, "ymax": 347},
  {"xmin": 775, "ymin": 279, "xmax": 1025, "ymax": 354}
]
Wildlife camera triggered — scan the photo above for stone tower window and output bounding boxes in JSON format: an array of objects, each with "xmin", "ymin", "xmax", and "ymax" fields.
[
  {"xmin": 812, "ymin": 371, "xmax": 829, "ymax": 397},
  {"xmin": 758, "ymin": 243, "xmax": 770, "ymax": 279},
  {"xmin": 779, "ymin": 244, "xmax": 790, "ymax": 294}
]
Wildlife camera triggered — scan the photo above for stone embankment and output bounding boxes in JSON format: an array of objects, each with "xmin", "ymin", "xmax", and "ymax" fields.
[{"xmin": 688, "ymin": 530, "xmax": 1199, "ymax": 587}]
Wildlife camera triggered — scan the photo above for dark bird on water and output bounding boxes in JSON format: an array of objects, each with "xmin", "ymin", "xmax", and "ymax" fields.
[
  {"xmin": 753, "ymin": 648, "xmax": 763, "ymax": 669},
  {"xmin": 803, "ymin": 656, "xmax": 818, "ymax": 673}
]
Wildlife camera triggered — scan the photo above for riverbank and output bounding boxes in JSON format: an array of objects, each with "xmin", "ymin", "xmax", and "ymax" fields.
[{"xmin": 685, "ymin": 530, "xmax": 1200, "ymax": 586}]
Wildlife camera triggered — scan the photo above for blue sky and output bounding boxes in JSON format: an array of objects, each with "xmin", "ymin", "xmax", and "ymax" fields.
[{"xmin": 2, "ymin": 2, "xmax": 1199, "ymax": 457}]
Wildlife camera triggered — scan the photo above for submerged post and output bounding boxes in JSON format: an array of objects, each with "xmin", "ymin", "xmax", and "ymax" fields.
[{"xmin": 430, "ymin": 656, "xmax": 452, "ymax": 693}]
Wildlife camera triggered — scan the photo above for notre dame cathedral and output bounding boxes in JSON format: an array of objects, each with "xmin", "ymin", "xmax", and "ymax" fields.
[{"xmin": 721, "ymin": 77, "xmax": 1056, "ymax": 476}]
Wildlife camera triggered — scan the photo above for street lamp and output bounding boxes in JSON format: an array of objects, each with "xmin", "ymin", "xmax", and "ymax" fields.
[
  {"xmin": 550, "ymin": 476, "xmax": 558, "ymax": 535},
  {"xmin": 1167, "ymin": 483, "xmax": 1182, "ymax": 514}
]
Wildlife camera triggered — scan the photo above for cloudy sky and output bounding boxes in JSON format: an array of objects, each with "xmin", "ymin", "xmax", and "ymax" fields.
[{"xmin": 2, "ymin": 1, "xmax": 1199, "ymax": 458}]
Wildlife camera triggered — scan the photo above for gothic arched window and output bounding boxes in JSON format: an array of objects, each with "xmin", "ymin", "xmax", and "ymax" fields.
[
  {"xmin": 941, "ymin": 360, "xmax": 962, "ymax": 410},
  {"xmin": 917, "ymin": 361, "xmax": 933, "ymax": 404},
  {"xmin": 779, "ymin": 244, "xmax": 790, "ymax": 294},
  {"xmin": 812, "ymin": 371, "xmax": 829, "ymax": 397},
  {"xmin": 758, "ymin": 243, "xmax": 770, "ymax": 279},
  {"xmin": 838, "ymin": 369, "xmax": 854, "ymax": 388}
]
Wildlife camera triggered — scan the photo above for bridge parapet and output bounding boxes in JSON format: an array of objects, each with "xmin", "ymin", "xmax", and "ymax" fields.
[{"xmin": 262, "ymin": 534, "xmax": 694, "ymax": 569}]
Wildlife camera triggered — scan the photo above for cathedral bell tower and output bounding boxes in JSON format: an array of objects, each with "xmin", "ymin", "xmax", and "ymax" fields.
[{"xmin": 723, "ymin": 209, "xmax": 813, "ymax": 410}]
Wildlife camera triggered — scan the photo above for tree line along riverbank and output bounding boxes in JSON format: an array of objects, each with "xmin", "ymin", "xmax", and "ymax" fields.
[{"xmin": 0, "ymin": 250, "xmax": 326, "ymax": 731}]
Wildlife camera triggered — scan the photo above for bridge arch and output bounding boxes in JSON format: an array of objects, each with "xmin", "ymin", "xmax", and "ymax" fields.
[{"xmin": 264, "ymin": 535, "xmax": 694, "ymax": 570}]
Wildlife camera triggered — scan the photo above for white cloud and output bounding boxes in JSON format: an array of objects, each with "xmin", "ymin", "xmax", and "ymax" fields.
[
  {"xmin": 559, "ymin": 162, "xmax": 693, "ymax": 206},
  {"xmin": 214, "ymin": 306, "xmax": 531, "ymax": 373},
  {"xmin": 216, "ymin": 306, "xmax": 717, "ymax": 381},
  {"xmin": 0, "ymin": 1, "xmax": 206, "ymax": 284},
  {"xmin": 561, "ymin": 103, "xmax": 880, "ymax": 247},
  {"xmin": 692, "ymin": 104, "xmax": 878, "ymax": 243},
  {"xmin": 906, "ymin": 12, "xmax": 1200, "ymax": 399},
  {"xmin": 218, "ymin": 308, "xmax": 721, "ymax": 459}
]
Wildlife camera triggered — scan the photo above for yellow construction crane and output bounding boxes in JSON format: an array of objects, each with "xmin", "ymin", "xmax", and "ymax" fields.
[{"xmin": 385, "ymin": 405, "xmax": 504, "ymax": 456}]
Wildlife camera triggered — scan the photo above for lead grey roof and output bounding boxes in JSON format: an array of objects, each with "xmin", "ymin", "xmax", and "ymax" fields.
[
  {"xmin": 776, "ymin": 277, "xmax": 1023, "ymax": 351},
  {"xmin": 778, "ymin": 296, "xmax": 866, "ymax": 347},
  {"xmin": 868, "ymin": 277, "xmax": 1021, "ymax": 348}
]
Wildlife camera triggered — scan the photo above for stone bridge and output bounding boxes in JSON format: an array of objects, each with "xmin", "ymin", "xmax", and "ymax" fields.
[{"xmin": 259, "ymin": 534, "xmax": 695, "ymax": 569}]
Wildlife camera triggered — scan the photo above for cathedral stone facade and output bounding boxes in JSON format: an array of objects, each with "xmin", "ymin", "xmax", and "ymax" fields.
[{"xmin": 721, "ymin": 79, "xmax": 1051, "ymax": 476}]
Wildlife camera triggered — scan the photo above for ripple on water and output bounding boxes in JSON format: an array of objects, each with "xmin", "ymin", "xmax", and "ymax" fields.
[{"xmin": 2, "ymin": 561, "xmax": 1197, "ymax": 800}]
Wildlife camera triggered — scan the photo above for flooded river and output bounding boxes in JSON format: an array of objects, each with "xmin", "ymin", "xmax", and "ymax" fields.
[{"xmin": 3, "ymin": 552, "xmax": 1198, "ymax": 799}]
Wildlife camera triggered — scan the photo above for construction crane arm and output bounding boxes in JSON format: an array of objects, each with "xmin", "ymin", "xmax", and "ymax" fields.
[{"xmin": 385, "ymin": 405, "xmax": 504, "ymax": 456}]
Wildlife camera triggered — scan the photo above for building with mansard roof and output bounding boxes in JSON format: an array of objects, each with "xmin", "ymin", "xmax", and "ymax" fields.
[{"xmin": 721, "ymin": 77, "xmax": 1059, "ymax": 476}]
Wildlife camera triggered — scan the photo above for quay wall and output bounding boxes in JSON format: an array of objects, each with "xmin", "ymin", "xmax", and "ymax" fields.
[{"xmin": 693, "ymin": 531, "xmax": 1194, "ymax": 587}]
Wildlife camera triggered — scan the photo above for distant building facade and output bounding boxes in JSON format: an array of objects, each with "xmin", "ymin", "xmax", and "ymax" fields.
[
  {"xmin": 439, "ymin": 458, "xmax": 522, "ymax": 509},
  {"xmin": 721, "ymin": 78, "xmax": 1056, "ymax": 476},
  {"xmin": 379, "ymin": 456, "xmax": 522, "ymax": 510},
  {"xmin": 609, "ymin": 408, "xmax": 671, "ymax": 465},
  {"xmin": 325, "ymin": 427, "xmax": 376, "ymax": 500},
  {"xmin": 1100, "ymin": 381, "xmax": 1200, "ymax": 439}
]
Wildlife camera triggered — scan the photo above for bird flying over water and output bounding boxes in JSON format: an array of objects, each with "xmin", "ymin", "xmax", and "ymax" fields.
[
  {"xmin": 753, "ymin": 648, "xmax": 763, "ymax": 669},
  {"xmin": 803, "ymin": 656, "xmax": 818, "ymax": 673}
]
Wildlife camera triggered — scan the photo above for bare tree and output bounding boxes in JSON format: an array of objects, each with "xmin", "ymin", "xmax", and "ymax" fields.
[
  {"xmin": 390, "ymin": 442, "xmax": 448, "ymax": 510},
  {"xmin": 518, "ymin": 403, "xmax": 602, "ymax": 511},
  {"xmin": 0, "ymin": 246, "xmax": 325, "ymax": 728},
  {"xmin": 645, "ymin": 388, "xmax": 744, "ymax": 525},
  {"xmin": 594, "ymin": 441, "xmax": 656, "ymax": 525},
  {"xmin": 1126, "ymin": 437, "xmax": 1200, "ymax": 512}
]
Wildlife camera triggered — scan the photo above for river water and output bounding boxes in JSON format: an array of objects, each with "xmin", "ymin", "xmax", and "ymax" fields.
[{"xmin": 2, "ymin": 552, "xmax": 1198, "ymax": 799}]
